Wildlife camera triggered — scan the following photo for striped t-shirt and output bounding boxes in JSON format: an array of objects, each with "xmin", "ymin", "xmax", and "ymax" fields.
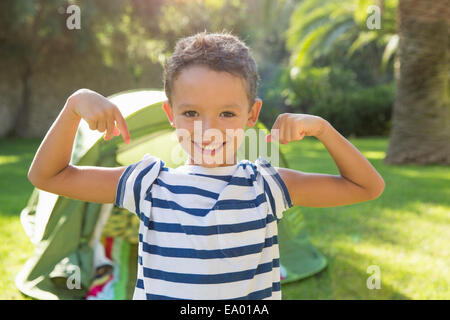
[{"xmin": 115, "ymin": 153, "xmax": 293, "ymax": 300}]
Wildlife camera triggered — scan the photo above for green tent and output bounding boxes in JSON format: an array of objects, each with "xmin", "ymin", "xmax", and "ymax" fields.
[{"xmin": 16, "ymin": 89, "xmax": 327, "ymax": 300}]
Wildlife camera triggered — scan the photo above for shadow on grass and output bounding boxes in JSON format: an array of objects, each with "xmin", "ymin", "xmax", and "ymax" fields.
[
  {"xmin": 0, "ymin": 138, "xmax": 40, "ymax": 217},
  {"xmin": 282, "ymin": 253, "xmax": 410, "ymax": 299}
]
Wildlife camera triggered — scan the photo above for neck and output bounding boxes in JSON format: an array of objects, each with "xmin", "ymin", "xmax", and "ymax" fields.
[{"xmin": 185, "ymin": 156, "xmax": 237, "ymax": 167}]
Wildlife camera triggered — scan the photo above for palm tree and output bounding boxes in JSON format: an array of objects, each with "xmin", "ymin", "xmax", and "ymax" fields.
[
  {"xmin": 285, "ymin": 0, "xmax": 398, "ymax": 74},
  {"xmin": 384, "ymin": 0, "xmax": 449, "ymax": 165}
]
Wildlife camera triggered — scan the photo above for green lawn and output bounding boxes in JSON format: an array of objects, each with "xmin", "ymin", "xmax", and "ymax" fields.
[{"xmin": 0, "ymin": 137, "xmax": 449, "ymax": 299}]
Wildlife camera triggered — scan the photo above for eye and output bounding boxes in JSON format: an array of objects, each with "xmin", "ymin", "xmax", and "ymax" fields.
[
  {"xmin": 221, "ymin": 111, "xmax": 235, "ymax": 118},
  {"xmin": 183, "ymin": 110, "xmax": 198, "ymax": 117}
]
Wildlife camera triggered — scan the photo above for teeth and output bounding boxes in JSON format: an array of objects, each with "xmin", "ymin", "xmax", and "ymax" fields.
[
  {"xmin": 203, "ymin": 144, "xmax": 222, "ymax": 150},
  {"xmin": 197, "ymin": 143, "xmax": 224, "ymax": 151}
]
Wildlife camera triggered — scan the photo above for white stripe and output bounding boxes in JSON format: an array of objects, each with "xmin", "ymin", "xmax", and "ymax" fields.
[
  {"xmin": 144, "ymin": 270, "xmax": 280, "ymax": 300},
  {"xmin": 140, "ymin": 244, "xmax": 280, "ymax": 275},
  {"xmin": 142, "ymin": 220, "xmax": 278, "ymax": 250},
  {"xmin": 149, "ymin": 202, "xmax": 269, "ymax": 226}
]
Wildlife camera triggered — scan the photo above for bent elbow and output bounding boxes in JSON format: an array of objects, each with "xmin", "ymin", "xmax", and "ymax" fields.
[
  {"xmin": 27, "ymin": 171, "xmax": 42, "ymax": 189},
  {"xmin": 369, "ymin": 180, "xmax": 385, "ymax": 200},
  {"xmin": 27, "ymin": 168, "xmax": 38, "ymax": 186},
  {"xmin": 27, "ymin": 169, "xmax": 47, "ymax": 190}
]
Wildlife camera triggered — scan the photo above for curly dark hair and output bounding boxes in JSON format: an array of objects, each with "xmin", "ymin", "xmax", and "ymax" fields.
[{"xmin": 163, "ymin": 30, "xmax": 260, "ymax": 110}]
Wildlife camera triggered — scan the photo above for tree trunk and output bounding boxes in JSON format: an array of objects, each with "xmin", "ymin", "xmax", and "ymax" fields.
[
  {"xmin": 10, "ymin": 62, "xmax": 32, "ymax": 137},
  {"xmin": 384, "ymin": 0, "xmax": 449, "ymax": 165}
]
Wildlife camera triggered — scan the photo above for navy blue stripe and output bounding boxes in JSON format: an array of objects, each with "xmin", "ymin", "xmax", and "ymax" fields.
[
  {"xmin": 271, "ymin": 169, "xmax": 293, "ymax": 209},
  {"xmin": 187, "ymin": 173, "xmax": 255, "ymax": 186},
  {"xmin": 142, "ymin": 258, "xmax": 278, "ymax": 284},
  {"xmin": 273, "ymin": 281, "xmax": 281, "ymax": 291},
  {"xmin": 151, "ymin": 198, "xmax": 209, "ymax": 216},
  {"xmin": 141, "ymin": 235, "xmax": 278, "ymax": 260},
  {"xmin": 146, "ymin": 293, "xmax": 184, "ymax": 300},
  {"xmin": 233, "ymin": 282, "xmax": 281, "ymax": 300},
  {"xmin": 188, "ymin": 173, "xmax": 232, "ymax": 182},
  {"xmin": 228, "ymin": 176, "xmax": 254, "ymax": 187},
  {"xmin": 144, "ymin": 213, "xmax": 275, "ymax": 235},
  {"xmin": 216, "ymin": 193, "xmax": 266, "ymax": 210},
  {"xmin": 136, "ymin": 278, "xmax": 144, "ymax": 289},
  {"xmin": 233, "ymin": 284, "xmax": 275, "ymax": 300},
  {"xmin": 147, "ymin": 193, "xmax": 267, "ymax": 217},
  {"xmin": 154, "ymin": 179, "xmax": 220, "ymax": 199},
  {"xmin": 262, "ymin": 177, "xmax": 276, "ymax": 218},
  {"xmin": 133, "ymin": 160, "xmax": 158, "ymax": 218},
  {"xmin": 115, "ymin": 163, "xmax": 138, "ymax": 207}
]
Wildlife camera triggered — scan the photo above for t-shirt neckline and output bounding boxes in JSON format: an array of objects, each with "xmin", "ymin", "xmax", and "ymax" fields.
[{"xmin": 177, "ymin": 162, "xmax": 240, "ymax": 175}]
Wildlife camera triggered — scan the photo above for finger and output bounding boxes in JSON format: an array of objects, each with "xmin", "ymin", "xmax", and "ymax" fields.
[
  {"xmin": 113, "ymin": 108, "xmax": 131, "ymax": 144},
  {"xmin": 279, "ymin": 117, "xmax": 288, "ymax": 144},
  {"xmin": 286, "ymin": 127, "xmax": 293, "ymax": 144},
  {"xmin": 270, "ymin": 129, "xmax": 279, "ymax": 143},
  {"xmin": 285, "ymin": 118, "xmax": 294, "ymax": 143},
  {"xmin": 113, "ymin": 125, "xmax": 120, "ymax": 136},
  {"xmin": 270, "ymin": 116, "xmax": 282, "ymax": 143},
  {"xmin": 97, "ymin": 120, "xmax": 106, "ymax": 133},
  {"xmin": 291, "ymin": 128, "xmax": 303, "ymax": 141},
  {"xmin": 88, "ymin": 119, "xmax": 98, "ymax": 131},
  {"xmin": 104, "ymin": 118, "xmax": 114, "ymax": 140},
  {"xmin": 290, "ymin": 118, "xmax": 303, "ymax": 141}
]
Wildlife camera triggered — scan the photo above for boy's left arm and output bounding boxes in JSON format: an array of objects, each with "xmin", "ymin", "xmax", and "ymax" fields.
[{"xmin": 266, "ymin": 113, "xmax": 385, "ymax": 208}]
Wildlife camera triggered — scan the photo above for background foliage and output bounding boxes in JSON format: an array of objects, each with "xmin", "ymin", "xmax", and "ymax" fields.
[{"xmin": 0, "ymin": 0, "xmax": 397, "ymax": 138}]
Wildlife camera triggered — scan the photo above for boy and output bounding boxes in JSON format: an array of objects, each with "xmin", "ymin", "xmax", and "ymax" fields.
[{"xmin": 28, "ymin": 31, "xmax": 385, "ymax": 299}]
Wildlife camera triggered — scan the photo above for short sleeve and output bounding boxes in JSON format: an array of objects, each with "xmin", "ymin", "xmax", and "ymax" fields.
[
  {"xmin": 255, "ymin": 156, "xmax": 293, "ymax": 221},
  {"xmin": 115, "ymin": 153, "xmax": 164, "ymax": 218}
]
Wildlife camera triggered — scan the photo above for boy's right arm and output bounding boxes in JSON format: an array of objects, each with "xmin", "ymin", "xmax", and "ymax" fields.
[{"xmin": 28, "ymin": 89, "xmax": 131, "ymax": 204}]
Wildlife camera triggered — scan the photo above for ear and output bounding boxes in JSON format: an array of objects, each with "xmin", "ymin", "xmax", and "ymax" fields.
[
  {"xmin": 246, "ymin": 98, "xmax": 262, "ymax": 127},
  {"xmin": 162, "ymin": 101, "xmax": 176, "ymax": 128}
]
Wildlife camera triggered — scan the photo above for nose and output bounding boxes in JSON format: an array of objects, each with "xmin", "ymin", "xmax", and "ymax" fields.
[
  {"xmin": 201, "ymin": 116, "xmax": 216, "ymax": 130},
  {"xmin": 193, "ymin": 118, "xmax": 224, "ymax": 145}
]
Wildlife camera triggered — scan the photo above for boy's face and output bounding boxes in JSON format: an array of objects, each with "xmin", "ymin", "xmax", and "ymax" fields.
[{"xmin": 162, "ymin": 65, "xmax": 262, "ymax": 168}]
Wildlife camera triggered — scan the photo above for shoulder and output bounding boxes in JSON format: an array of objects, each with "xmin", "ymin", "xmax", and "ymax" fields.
[
  {"xmin": 252, "ymin": 157, "xmax": 293, "ymax": 218},
  {"xmin": 115, "ymin": 153, "xmax": 165, "ymax": 211},
  {"xmin": 254, "ymin": 156, "xmax": 283, "ymax": 179},
  {"xmin": 128, "ymin": 153, "xmax": 165, "ymax": 174}
]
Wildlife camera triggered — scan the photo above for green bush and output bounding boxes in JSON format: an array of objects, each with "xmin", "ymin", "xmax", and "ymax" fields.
[
  {"xmin": 262, "ymin": 66, "xmax": 394, "ymax": 137},
  {"xmin": 310, "ymin": 82, "xmax": 394, "ymax": 137}
]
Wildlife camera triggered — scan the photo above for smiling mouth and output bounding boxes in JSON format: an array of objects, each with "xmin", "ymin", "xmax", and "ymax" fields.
[{"xmin": 193, "ymin": 142, "xmax": 226, "ymax": 155}]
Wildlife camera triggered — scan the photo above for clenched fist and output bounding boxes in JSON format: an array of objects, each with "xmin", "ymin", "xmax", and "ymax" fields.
[
  {"xmin": 266, "ymin": 113, "xmax": 329, "ymax": 144},
  {"xmin": 68, "ymin": 88, "xmax": 131, "ymax": 144}
]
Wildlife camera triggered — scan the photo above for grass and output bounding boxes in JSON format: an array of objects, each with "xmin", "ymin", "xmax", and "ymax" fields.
[
  {"xmin": 279, "ymin": 137, "xmax": 450, "ymax": 299},
  {"xmin": 0, "ymin": 137, "xmax": 449, "ymax": 299},
  {"xmin": 0, "ymin": 138, "xmax": 41, "ymax": 299}
]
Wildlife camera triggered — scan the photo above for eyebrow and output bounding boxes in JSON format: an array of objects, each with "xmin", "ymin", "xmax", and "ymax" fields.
[{"xmin": 178, "ymin": 103, "xmax": 242, "ymax": 110}]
